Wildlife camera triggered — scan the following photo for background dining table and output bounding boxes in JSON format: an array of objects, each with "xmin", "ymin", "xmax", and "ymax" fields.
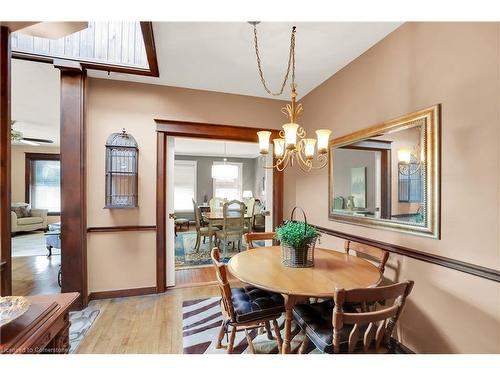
[
  {"xmin": 228, "ymin": 246, "xmax": 382, "ymax": 354},
  {"xmin": 202, "ymin": 211, "xmax": 253, "ymax": 250}
]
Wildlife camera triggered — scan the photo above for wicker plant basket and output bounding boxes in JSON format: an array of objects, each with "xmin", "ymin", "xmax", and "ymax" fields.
[{"xmin": 280, "ymin": 207, "xmax": 318, "ymax": 268}]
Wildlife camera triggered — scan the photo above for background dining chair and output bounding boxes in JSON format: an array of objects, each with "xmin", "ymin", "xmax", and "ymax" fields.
[
  {"xmin": 193, "ymin": 199, "xmax": 218, "ymax": 252},
  {"xmin": 211, "ymin": 247, "xmax": 284, "ymax": 353},
  {"xmin": 293, "ymin": 280, "xmax": 414, "ymax": 354},
  {"xmin": 344, "ymin": 240, "xmax": 389, "ymax": 274},
  {"xmin": 215, "ymin": 200, "xmax": 245, "ymax": 254},
  {"xmin": 244, "ymin": 231, "xmax": 276, "ymax": 249},
  {"xmin": 209, "ymin": 197, "xmax": 225, "ymax": 212}
]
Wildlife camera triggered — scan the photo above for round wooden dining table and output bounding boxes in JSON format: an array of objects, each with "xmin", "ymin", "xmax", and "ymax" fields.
[{"xmin": 228, "ymin": 246, "xmax": 382, "ymax": 354}]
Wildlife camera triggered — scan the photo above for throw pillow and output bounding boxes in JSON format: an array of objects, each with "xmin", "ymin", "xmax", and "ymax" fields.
[{"xmin": 11, "ymin": 203, "xmax": 30, "ymax": 218}]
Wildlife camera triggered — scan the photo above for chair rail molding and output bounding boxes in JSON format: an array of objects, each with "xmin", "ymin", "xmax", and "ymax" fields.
[{"xmin": 314, "ymin": 225, "xmax": 500, "ymax": 283}]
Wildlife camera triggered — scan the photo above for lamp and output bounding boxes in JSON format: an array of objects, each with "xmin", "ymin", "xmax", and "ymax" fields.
[
  {"xmin": 211, "ymin": 142, "xmax": 238, "ymax": 180},
  {"xmin": 257, "ymin": 131, "xmax": 271, "ymax": 154},
  {"xmin": 242, "ymin": 190, "xmax": 253, "ymax": 199},
  {"xmin": 251, "ymin": 24, "xmax": 331, "ymax": 172},
  {"xmin": 397, "ymin": 146, "xmax": 423, "ymax": 175}
]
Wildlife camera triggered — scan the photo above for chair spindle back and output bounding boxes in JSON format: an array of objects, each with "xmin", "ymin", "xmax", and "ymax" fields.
[
  {"xmin": 344, "ymin": 240, "xmax": 389, "ymax": 274},
  {"xmin": 211, "ymin": 247, "xmax": 235, "ymax": 320},
  {"xmin": 332, "ymin": 280, "xmax": 414, "ymax": 353}
]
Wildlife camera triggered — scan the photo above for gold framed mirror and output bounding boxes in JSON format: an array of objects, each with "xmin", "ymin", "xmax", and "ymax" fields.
[{"xmin": 328, "ymin": 105, "xmax": 440, "ymax": 238}]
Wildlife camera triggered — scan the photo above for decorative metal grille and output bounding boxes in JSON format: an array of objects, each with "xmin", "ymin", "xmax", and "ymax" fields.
[{"xmin": 105, "ymin": 129, "xmax": 138, "ymax": 208}]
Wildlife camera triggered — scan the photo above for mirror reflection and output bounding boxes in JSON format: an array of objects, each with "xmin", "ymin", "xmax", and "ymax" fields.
[{"xmin": 332, "ymin": 124, "xmax": 425, "ymax": 226}]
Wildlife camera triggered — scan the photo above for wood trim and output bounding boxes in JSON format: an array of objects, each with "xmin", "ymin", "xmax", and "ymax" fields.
[
  {"xmin": 24, "ymin": 153, "xmax": 61, "ymax": 208},
  {"xmin": 88, "ymin": 286, "xmax": 157, "ymax": 301},
  {"xmin": 314, "ymin": 225, "xmax": 500, "ymax": 283},
  {"xmin": 155, "ymin": 120, "xmax": 284, "ymax": 292},
  {"xmin": 0, "ymin": 26, "xmax": 12, "ymax": 296},
  {"xmin": 140, "ymin": 22, "xmax": 159, "ymax": 77},
  {"xmin": 156, "ymin": 132, "xmax": 167, "ymax": 293},
  {"xmin": 87, "ymin": 225, "xmax": 156, "ymax": 233},
  {"xmin": 59, "ymin": 68, "xmax": 87, "ymax": 309},
  {"xmin": 155, "ymin": 119, "xmax": 281, "ymax": 142},
  {"xmin": 11, "ymin": 22, "xmax": 159, "ymax": 78}
]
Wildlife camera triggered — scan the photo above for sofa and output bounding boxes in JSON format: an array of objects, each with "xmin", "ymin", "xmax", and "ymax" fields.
[{"xmin": 11, "ymin": 203, "xmax": 48, "ymax": 234}]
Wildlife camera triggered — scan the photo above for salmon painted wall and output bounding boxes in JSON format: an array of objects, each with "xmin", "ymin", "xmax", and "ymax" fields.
[
  {"xmin": 86, "ymin": 78, "xmax": 285, "ymax": 293},
  {"xmin": 291, "ymin": 22, "xmax": 500, "ymax": 353}
]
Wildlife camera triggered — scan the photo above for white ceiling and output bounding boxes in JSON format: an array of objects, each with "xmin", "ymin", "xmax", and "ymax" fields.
[
  {"xmin": 89, "ymin": 22, "xmax": 402, "ymax": 99},
  {"xmin": 10, "ymin": 22, "xmax": 401, "ymax": 145},
  {"xmin": 11, "ymin": 59, "xmax": 60, "ymax": 147},
  {"xmin": 175, "ymin": 138, "xmax": 260, "ymax": 158}
]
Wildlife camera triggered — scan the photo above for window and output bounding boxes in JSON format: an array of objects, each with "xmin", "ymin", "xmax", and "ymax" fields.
[
  {"xmin": 174, "ymin": 160, "xmax": 197, "ymax": 211},
  {"xmin": 398, "ymin": 157, "xmax": 423, "ymax": 203},
  {"xmin": 25, "ymin": 153, "xmax": 61, "ymax": 215},
  {"xmin": 213, "ymin": 162, "xmax": 243, "ymax": 201}
]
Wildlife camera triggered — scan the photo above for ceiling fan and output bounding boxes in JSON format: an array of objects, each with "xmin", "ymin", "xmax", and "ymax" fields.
[{"xmin": 10, "ymin": 120, "xmax": 54, "ymax": 146}]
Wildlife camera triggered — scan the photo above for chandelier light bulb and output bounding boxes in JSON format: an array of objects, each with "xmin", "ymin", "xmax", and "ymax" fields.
[
  {"xmin": 282, "ymin": 123, "xmax": 299, "ymax": 150},
  {"xmin": 257, "ymin": 130, "xmax": 271, "ymax": 154},
  {"xmin": 273, "ymin": 138, "xmax": 285, "ymax": 158},
  {"xmin": 315, "ymin": 129, "xmax": 332, "ymax": 154}
]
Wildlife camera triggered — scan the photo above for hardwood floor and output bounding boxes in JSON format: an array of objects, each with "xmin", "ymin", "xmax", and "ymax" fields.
[
  {"xmin": 12, "ymin": 255, "xmax": 60, "ymax": 296},
  {"xmin": 175, "ymin": 266, "xmax": 237, "ymax": 287},
  {"xmin": 76, "ymin": 284, "xmax": 230, "ymax": 354}
]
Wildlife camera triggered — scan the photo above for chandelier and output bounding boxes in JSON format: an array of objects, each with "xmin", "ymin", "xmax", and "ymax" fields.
[
  {"xmin": 211, "ymin": 142, "xmax": 238, "ymax": 180},
  {"xmin": 251, "ymin": 23, "xmax": 331, "ymax": 172}
]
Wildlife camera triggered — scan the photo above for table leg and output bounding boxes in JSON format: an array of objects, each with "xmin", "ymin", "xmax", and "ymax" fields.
[
  {"xmin": 281, "ymin": 294, "xmax": 297, "ymax": 354},
  {"xmin": 209, "ymin": 221, "xmax": 213, "ymax": 251}
]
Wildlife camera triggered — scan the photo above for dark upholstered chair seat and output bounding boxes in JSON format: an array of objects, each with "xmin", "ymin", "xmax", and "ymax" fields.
[
  {"xmin": 292, "ymin": 300, "xmax": 356, "ymax": 353},
  {"xmin": 231, "ymin": 286, "xmax": 285, "ymax": 323}
]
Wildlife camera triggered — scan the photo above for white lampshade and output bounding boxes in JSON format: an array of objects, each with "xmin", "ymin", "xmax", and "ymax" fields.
[
  {"xmin": 304, "ymin": 138, "xmax": 317, "ymax": 160},
  {"xmin": 211, "ymin": 163, "xmax": 238, "ymax": 180},
  {"xmin": 282, "ymin": 123, "xmax": 299, "ymax": 150},
  {"xmin": 273, "ymin": 138, "xmax": 285, "ymax": 158},
  {"xmin": 315, "ymin": 129, "xmax": 331, "ymax": 154},
  {"xmin": 398, "ymin": 149, "xmax": 412, "ymax": 164},
  {"xmin": 257, "ymin": 131, "xmax": 271, "ymax": 154},
  {"xmin": 242, "ymin": 190, "xmax": 253, "ymax": 199}
]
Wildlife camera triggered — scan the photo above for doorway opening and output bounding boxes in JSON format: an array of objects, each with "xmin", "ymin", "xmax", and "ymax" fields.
[
  {"xmin": 10, "ymin": 59, "xmax": 62, "ymax": 296},
  {"xmin": 168, "ymin": 137, "xmax": 274, "ymax": 286}
]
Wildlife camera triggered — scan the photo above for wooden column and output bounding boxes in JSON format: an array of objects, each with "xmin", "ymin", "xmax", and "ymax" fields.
[
  {"xmin": 156, "ymin": 132, "xmax": 166, "ymax": 293},
  {"xmin": 58, "ymin": 63, "xmax": 87, "ymax": 309},
  {"xmin": 0, "ymin": 26, "xmax": 11, "ymax": 296}
]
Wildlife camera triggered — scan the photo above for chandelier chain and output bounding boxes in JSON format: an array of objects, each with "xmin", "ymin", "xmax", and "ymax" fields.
[{"xmin": 253, "ymin": 24, "xmax": 296, "ymax": 96}]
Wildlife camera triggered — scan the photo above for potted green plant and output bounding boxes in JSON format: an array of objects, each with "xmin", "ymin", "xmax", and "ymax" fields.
[{"xmin": 275, "ymin": 207, "xmax": 319, "ymax": 268}]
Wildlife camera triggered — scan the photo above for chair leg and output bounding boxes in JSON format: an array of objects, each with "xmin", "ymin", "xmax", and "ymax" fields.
[
  {"xmin": 245, "ymin": 329, "xmax": 255, "ymax": 354},
  {"xmin": 195, "ymin": 233, "xmax": 201, "ymax": 252},
  {"xmin": 227, "ymin": 325, "xmax": 237, "ymax": 354},
  {"xmin": 272, "ymin": 319, "xmax": 283, "ymax": 352},
  {"xmin": 298, "ymin": 334, "xmax": 311, "ymax": 354},
  {"xmin": 216, "ymin": 321, "xmax": 226, "ymax": 349},
  {"xmin": 265, "ymin": 321, "xmax": 274, "ymax": 340}
]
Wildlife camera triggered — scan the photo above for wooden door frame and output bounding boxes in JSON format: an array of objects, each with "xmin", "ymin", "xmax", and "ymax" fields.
[
  {"xmin": 155, "ymin": 119, "xmax": 284, "ymax": 293},
  {"xmin": 0, "ymin": 26, "xmax": 12, "ymax": 296}
]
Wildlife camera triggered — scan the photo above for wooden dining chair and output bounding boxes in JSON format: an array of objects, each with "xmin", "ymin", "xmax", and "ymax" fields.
[
  {"xmin": 293, "ymin": 280, "xmax": 414, "ymax": 354},
  {"xmin": 215, "ymin": 200, "xmax": 245, "ymax": 253},
  {"xmin": 243, "ymin": 231, "xmax": 276, "ymax": 249},
  {"xmin": 344, "ymin": 240, "xmax": 389, "ymax": 274},
  {"xmin": 211, "ymin": 247, "xmax": 284, "ymax": 354}
]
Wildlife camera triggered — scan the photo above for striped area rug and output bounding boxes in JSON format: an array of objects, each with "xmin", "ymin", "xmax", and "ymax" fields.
[{"xmin": 182, "ymin": 297, "xmax": 314, "ymax": 354}]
